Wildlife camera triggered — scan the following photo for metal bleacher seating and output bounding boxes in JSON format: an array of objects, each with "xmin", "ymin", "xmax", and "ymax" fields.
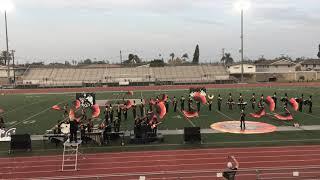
[{"xmin": 22, "ymin": 65, "xmax": 230, "ymax": 86}]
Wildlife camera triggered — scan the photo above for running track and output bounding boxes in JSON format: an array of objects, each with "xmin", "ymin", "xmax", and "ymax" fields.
[
  {"xmin": 1, "ymin": 145, "xmax": 320, "ymax": 179},
  {"xmin": 1, "ymin": 82, "xmax": 320, "ymax": 94}
]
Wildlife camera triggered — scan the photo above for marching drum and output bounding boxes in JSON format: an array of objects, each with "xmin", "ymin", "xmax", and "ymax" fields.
[{"xmin": 60, "ymin": 123, "xmax": 70, "ymax": 134}]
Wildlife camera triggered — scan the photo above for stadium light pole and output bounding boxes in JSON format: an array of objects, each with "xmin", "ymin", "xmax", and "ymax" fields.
[
  {"xmin": 0, "ymin": 0, "xmax": 15, "ymax": 84},
  {"xmin": 234, "ymin": 1, "xmax": 250, "ymax": 82}
]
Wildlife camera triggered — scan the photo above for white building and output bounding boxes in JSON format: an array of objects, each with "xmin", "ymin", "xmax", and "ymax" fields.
[
  {"xmin": 255, "ymin": 58, "xmax": 296, "ymax": 73},
  {"xmin": 227, "ymin": 63, "xmax": 256, "ymax": 74},
  {"xmin": 300, "ymin": 59, "xmax": 320, "ymax": 71}
]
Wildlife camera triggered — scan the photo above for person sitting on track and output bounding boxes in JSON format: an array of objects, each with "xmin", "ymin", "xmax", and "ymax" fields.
[{"xmin": 223, "ymin": 155, "xmax": 239, "ymax": 180}]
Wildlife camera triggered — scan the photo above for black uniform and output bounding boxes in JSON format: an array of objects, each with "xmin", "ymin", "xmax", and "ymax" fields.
[
  {"xmin": 123, "ymin": 108, "xmax": 128, "ymax": 121},
  {"xmin": 298, "ymin": 94, "xmax": 304, "ymax": 112},
  {"xmin": 173, "ymin": 97, "xmax": 177, "ymax": 112},
  {"xmin": 259, "ymin": 95, "xmax": 265, "ymax": 109},
  {"xmin": 208, "ymin": 95, "xmax": 214, "ymax": 111},
  {"xmin": 69, "ymin": 120, "xmax": 78, "ymax": 142},
  {"xmin": 309, "ymin": 96, "xmax": 313, "ymax": 113},
  {"xmin": 149, "ymin": 99, "xmax": 153, "ymax": 111},
  {"xmin": 240, "ymin": 111, "xmax": 246, "ymax": 130},
  {"xmin": 217, "ymin": 95, "xmax": 222, "ymax": 111},
  {"xmin": 140, "ymin": 100, "xmax": 145, "ymax": 117},
  {"xmin": 250, "ymin": 95, "xmax": 256, "ymax": 110},
  {"xmin": 165, "ymin": 98, "xmax": 170, "ymax": 112},
  {"xmin": 272, "ymin": 93, "xmax": 277, "ymax": 109},
  {"xmin": 180, "ymin": 96, "xmax": 185, "ymax": 111},
  {"xmin": 238, "ymin": 94, "xmax": 244, "ymax": 110},
  {"xmin": 132, "ymin": 102, "xmax": 137, "ymax": 119},
  {"xmin": 188, "ymin": 96, "xmax": 193, "ymax": 111},
  {"xmin": 227, "ymin": 96, "xmax": 234, "ymax": 110}
]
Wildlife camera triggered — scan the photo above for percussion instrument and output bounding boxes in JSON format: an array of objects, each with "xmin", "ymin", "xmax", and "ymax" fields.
[{"xmin": 60, "ymin": 123, "xmax": 70, "ymax": 134}]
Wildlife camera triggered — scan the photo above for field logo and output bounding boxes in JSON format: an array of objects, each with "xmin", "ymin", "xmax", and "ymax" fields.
[{"xmin": 0, "ymin": 128, "xmax": 16, "ymax": 141}]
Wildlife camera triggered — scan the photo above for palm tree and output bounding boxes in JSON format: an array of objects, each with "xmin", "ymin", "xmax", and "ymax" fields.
[
  {"xmin": 221, "ymin": 53, "xmax": 234, "ymax": 65},
  {"xmin": 169, "ymin": 53, "xmax": 175, "ymax": 61}
]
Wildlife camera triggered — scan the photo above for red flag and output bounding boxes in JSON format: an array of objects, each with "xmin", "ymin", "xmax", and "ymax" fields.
[
  {"xmin": 266, "ymin": 96, "xmax": 275, "ymax": 112},
  {"xmin": 274, "ymin": 113, "xmax": 293, "ymax": 121},
  {"xmin": 289, "ymin": 98, "xmax": 299, "ymax": 111},
  {"xmin": 92, "ymin": 104, "xmax": 101, "ymax": 118},
  {"xmin": 193, "ymin": 92, "xmax": 207, "ymax": 104},
  {"xmin": 250, "ymin": 108, "xmax": 266, "ymax": 118},
  {"xmin": 125, "ymin": 100, "xmax": 133, "ymax": 109},
  {"xmin": 52, "ymin": 105, "xmax": 61, "ymax": 111},
  {"xmin": 69, "ymin": 109, "xmax": 75, "ymax": 120},
  {"xmin": 182, "ymin": 110, "xmax": 199, "ymax": 118},
  {"xmin": 156, "ymin": 101, "xmax": 166, "ymax": 119}
]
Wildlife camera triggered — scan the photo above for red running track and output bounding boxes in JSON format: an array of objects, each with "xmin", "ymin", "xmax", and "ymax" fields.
[
  {"xmin": 1, "ymin": 82, "xmax": 320, "ymax": 95},
  {"xmin": 1, "ymin": 145, "xmax": 320, "ymax": 179}
]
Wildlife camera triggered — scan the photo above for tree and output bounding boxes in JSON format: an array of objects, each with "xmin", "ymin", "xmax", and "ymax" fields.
[
  {"xmin": 221, "ymin": 53, "xmax": 234, "ymax": 65},
  {"xmin": 124, "ymin": 54, "xmax": 141, "ymax": 64},
  {"xmin": 83, "ymin": 59, "xmax": 92, "ymax": 64},
  {"xmin": 192, "ymin": 44, "xmax": 200, "ymax": 64},
  {"xmin": 0, "ymin": 51, "xmax": 11, "ymax": 65},
  {"xmin": 182, "ymin": 53, "xmax": 189, "ymax": 61},
  {"xmin": 169, "ymin": 53, "xmax": 175, "ymax": 61},
  {"xmin": 318, "ymin": 44, "xmax": 320, "ymax": 58},
  {"xmin": 150, "ymin": 59, "xmax": 165, "ymax": 67}
]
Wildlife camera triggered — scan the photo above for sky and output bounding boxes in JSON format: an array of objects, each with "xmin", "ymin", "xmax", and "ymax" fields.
[{"xmin": 0, "ymin": 0, "xmax": 320, "ymax": 64}]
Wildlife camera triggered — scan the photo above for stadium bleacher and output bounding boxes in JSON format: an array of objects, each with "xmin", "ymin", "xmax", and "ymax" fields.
[{"xmin": 22, "ymin": 65, "xmax": 230, "ymax": 86}]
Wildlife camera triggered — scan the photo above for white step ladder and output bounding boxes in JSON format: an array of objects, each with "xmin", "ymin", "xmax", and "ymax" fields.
[{"xmin": 61, "ymin": 140, "xmax": 82, "ymax": 171}]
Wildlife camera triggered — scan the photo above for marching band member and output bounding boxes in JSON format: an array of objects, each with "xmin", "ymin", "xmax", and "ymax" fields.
[
  {"xmin": 140, "ymin": 99, "xmax": 145, "ymax": 117},
  {"xmin": 217, "ymin": 94, "xmax": 222, "ymax": 111},
  {"xmin": 272, "ymin": 92, "xmax": 278, "ymax": 109},
  {"xmin": 208, "ymin": 94, "xmax": 214, "ymax": 111},
  {"xmin": 227, "ymin": 93, "xmax": 234, "ymax": 110},
  {"xmin": 132, "ymin": 101, "xmax": 137, "ymax": 119},
  {"xmin": 173, "ymin": 96, "xmax": 178, "ymax": 112},
  {"xmin": 180, "ymin": 96, "xmax": 185, "ymax": 111},
  {"xmin": 250, "ymin": 93, "xmax": 256, "ymax": 110}
]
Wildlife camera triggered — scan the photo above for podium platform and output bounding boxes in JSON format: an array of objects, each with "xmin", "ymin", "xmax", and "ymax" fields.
[{"xmin": 61, "ymin": 140, "xmax": 82, "ymax": 171}]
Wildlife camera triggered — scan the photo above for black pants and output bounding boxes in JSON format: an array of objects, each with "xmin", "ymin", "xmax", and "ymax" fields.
[
  {"xmin": 133, "ymin": 110, "xmax": 136, "ymax": 119},
  {"xmin": 251, "ymin": 103, "xmax": 255, "ymax": 110},
  {"xmin": 309, "ymin": 106, "xmax": 312, "ymax": 113},
  {"xmin": 218, "ymin": 103, "xmax": 221, "ymax": 111},
  {"xmin": 70, "ymin": 121, "xmax": 78, "ymax": 142},
  {"xmin": 209, "ymin": 103, "xmax": 212, "ymax": 111},
  {"xmin": 240, "ymin": 120, "xmax": 246, "ymax": 130},
  {"xmin": 174, "ymin": 104, "xmax": 177, "ymax": 112},
  {"xmin": 181, "ymin": 104, "xmax": 184, "ymax": 111}
]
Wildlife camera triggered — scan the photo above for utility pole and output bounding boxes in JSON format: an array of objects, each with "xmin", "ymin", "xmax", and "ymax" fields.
[
  {"xmin": 11, "ymin": 50, "xmax": 15, "ymax": 85},
  {"xmin": 120, "ymin": 50, "xmax": 122, "ymax": 64},
  {"xmin": 5, "ymin": 11, "xmax": 10, "ymax": 84},
  {"xmin": 240, "ymin": 9, "xmax": 244, "ymax": 82}
]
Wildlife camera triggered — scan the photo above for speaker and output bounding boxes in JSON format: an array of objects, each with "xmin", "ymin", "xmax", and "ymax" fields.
[
  {"xmin": 10, "ymin": 134, "xmax": 32, "ymax": 153},
  {"xmin": 184, "ymin": 127, "xmax": 201, "ymax": 143}
]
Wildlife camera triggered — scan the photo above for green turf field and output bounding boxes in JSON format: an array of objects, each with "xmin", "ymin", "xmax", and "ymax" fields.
[{"xmin": 0, "ymin": 86, "xmax": 319, "ymax": 135}]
